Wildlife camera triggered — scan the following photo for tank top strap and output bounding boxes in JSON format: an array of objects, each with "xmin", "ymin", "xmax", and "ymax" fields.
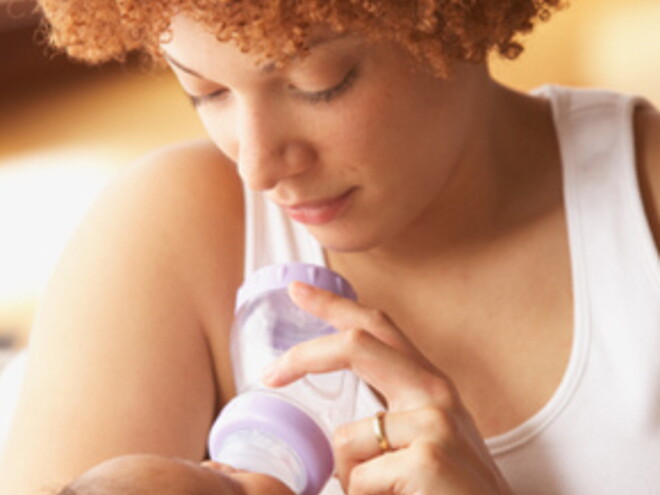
[
  {"xmin": 541, "ymin": 85, "xmax": 660, "ymax": 431},
  {"xmin": 539, "ymin": 85, "xmax": 660, "ymax": 300},
  {"xmin": 242, "ymin": 186, "xmax": 326, "ymax": 280}
]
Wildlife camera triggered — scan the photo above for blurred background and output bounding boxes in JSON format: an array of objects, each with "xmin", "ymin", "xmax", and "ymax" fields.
[{"xmin": 1, "ymin": 0, "xmax": 659, "ymax": 367}]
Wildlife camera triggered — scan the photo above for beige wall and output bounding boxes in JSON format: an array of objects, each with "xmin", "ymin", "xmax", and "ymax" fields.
[{"xmin": 492, "ymin": 0, "xmax": 660, "ymax": 103}]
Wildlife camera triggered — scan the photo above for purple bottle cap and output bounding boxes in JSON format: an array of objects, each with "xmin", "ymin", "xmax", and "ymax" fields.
[
  {"xmin": 209, "ymin": 392, "xmax": 334, "ymax": 495},
  {"xmin": 235, "ymin": 263, "xmax": 356, "ymax": 313}
]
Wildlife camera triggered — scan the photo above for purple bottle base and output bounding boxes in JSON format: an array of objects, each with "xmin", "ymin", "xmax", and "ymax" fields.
[{"xmin": 209, "ymin": 392, "xmax": 334, "ymax": 495}]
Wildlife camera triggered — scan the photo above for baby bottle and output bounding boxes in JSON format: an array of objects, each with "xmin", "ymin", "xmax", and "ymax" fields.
[{"xmin": 208, "ymin": 263, "xmax": 360, "ymax": 495}]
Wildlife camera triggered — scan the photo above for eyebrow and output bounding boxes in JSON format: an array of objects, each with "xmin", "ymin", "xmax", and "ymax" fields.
[
  {"xmin": 163, "ymin": 51, "xmax": 220, "ymax": 79},
  {"xmin": 163, "ymin": 33, "xmax": 351, "ymax": 82}
]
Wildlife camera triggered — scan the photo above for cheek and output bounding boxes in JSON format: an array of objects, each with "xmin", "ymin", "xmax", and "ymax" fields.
[
  {"xmin": 317, "ymin": 98, "xmax": 400, "ymax": 167},
  {"xmin": 197, "ymin": 110, "xmax": 239, "ymax": 161},
  {"xmin": 344, "ymin": 82, "xmax": 429, "ymax": 156},
  {"xmin": 346, "ymin": 93, "xmax": 458, "ymax": 200}
]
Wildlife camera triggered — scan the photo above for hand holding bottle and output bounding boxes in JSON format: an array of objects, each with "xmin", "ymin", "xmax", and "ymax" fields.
[
  {"xmin": 263, "ymin": 281, "xmax": 513, "ymax": 495},
  {"xmin": 209, "ymin": 263, "xmax": 361, "ymax": 495}
]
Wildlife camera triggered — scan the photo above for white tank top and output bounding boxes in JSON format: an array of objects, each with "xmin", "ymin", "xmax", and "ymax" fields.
[{"xmin": 242, "ymin": 85, "xmax": 660, "ymax": 494}]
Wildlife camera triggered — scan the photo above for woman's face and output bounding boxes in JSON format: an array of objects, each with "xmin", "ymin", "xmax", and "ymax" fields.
[{"xmin": 164, "ymin": 15, "xmax": 490, "ymax": 253}]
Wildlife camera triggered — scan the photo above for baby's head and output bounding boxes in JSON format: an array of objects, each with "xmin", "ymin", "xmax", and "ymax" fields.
[
  {"xmin": 55, "ymin": 454, "xmax": 285, "ymax": 495},
  {"xmin": 56, "ymin": 454, "xmax": 239, "ymax": 495}
]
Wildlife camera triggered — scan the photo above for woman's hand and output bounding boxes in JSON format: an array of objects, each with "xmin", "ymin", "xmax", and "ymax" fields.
[{"xmin": 262, "ymin": 282, "xmax": 512, "ymax": 495}]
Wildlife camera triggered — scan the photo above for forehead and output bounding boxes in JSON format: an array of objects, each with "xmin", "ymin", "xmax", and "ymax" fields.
[{"xmin": 163, "ymin": 14, "xmax": 361, "ymax": 79}]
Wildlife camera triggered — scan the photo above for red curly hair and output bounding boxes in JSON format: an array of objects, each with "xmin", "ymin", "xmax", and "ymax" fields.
[{"xmin": 35, "ymin": 0, "xmax": 566, "ymax": 77}]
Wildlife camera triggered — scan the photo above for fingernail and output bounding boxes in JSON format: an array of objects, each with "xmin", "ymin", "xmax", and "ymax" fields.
[
  {"xmin": 201, "ymin": 461, "xmax": 239, "ymax": 474},
  {"xmin": 290, "ymin": 281, "xmax": 314, "ymax": 298},
  {"xmin": 261, "ymin": 361, "xmax": 279, "ymax": 385}
]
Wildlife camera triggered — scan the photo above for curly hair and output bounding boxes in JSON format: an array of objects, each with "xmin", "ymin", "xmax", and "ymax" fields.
[{"xmin": 35, "ymin": 0, "xmax": 566, "ymax": 77}]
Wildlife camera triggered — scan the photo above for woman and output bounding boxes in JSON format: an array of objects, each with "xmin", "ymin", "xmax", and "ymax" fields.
[{"xmin": 1, "ymin": 1, "xmax": 659, "ymax": 494}]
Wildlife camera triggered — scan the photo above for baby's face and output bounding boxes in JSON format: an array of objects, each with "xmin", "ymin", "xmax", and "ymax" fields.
[{"xmin": 63, "ymin": 454, "xmax": 291, "ymax": 495}]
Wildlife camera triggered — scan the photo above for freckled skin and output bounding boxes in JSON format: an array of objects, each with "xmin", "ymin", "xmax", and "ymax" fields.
[{"xmin": 165, "ymin": 15, "xmax": 494, "ymax": 255}]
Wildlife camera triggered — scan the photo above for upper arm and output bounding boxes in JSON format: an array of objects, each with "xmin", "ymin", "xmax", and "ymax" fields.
[
  {"xmin": 634, "ymin": 104, "xmax": 660, "ymax": 252},
  {"xmin": 0, "ymin": 140, "xmax": 245, "ymax": 494}
]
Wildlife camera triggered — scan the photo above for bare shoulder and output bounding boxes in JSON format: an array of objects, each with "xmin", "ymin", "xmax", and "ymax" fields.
[
  {"xmin": 115, "ymin": 138, "xmax": 243, "ymax": 228},
  {"xmin": 79, "ymin": 137, "xmax": 246, "ymax": 396},
  {"xmin": 634, "ymin": 104, "xmax": 660, "ymax": 250},
  {"xmin": 0, "ymin": 139, "xmax": 244, "ymax": 493},
  {"xmin": 76, "ymin": 138, "xmax": 246, "ymax": 315}
]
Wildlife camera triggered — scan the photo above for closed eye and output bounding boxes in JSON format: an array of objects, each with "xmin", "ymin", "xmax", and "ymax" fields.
[
  {"xmin": 295, "ymin": 66, "xmax": 359, "ymax": 104},
  {"xmin": 188, "ymin": 88, "xmax": 229, "ymax": 108},
  {"xmin": 187, "ymin": 65, "xmax": 359, "ymax": 108}
]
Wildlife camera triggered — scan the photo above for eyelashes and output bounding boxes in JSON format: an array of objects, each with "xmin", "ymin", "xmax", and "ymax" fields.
[
  {"xmin": 189, "ymin": 89, "xmax": 227, "ymax": 108},
  {"xmin": 188, "ymin": 65, "xmax": 359, "ymax": 109},
  {"xmin": 296, "ymin": 65, "xmax": 359, "ymax": 104}
]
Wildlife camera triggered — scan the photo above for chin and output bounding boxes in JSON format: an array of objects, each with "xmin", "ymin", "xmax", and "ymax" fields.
[{"xmin": 309, "ymin": 223, "xmax": 386, "ymax": 254}]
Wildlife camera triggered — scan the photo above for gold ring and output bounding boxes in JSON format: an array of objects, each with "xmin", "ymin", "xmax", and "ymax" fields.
[{"xmin": 373, "ymin": 411, "xmax": 391, "ymax": 453}]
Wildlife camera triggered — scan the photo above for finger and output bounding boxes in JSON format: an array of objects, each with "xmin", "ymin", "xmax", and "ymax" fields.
[
  {"xmin": 200, "ymin": 460, "xmax": 245, "ymax": 475},
  {"xmin": 341, "ymin": 447, "xmax": 432, "ymax": 495},
  {"xmin": 345, "ymin": 443, "xmax": 477, "ymax": 495},
  {"xmin": 262, "ymin": 327, "xmax": 456, "ymax": 411},
  {"xmin": 288, "ymin": 281, "xmax": 420, "ymax": 358},
  {"xmin": 343, "ymin": 449, "xmax": 420, "ymax": 495},
  {"xmin": 333, "ymin": 408, "xmax": 460, "ymax": 486},
  {"xmin": 334, "ymin": 410, "xmax": 397, "ymax": 487}
]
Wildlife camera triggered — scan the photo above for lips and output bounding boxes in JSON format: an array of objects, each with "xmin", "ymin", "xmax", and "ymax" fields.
[{"xmin": 279, "ymin": 188, "xmax": 355, "ymax": 225}]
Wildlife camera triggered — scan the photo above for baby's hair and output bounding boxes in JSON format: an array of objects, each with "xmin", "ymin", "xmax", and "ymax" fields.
[
  {"xmin": 52, "ymin": 484, "xmax": 148, "ymax": 495},
  {"xmin": 51, "ymin": 484, "xmax": 103, "ymax": 495},
  {"xmin": 35, "ymin": 0, "xmax": 566, "ymax": 77},
  {"xmin": 50, "ymin": 474, "xmax": 147, "ymax": 495}
]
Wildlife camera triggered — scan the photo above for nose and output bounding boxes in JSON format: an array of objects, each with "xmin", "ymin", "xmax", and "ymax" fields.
[{"xmin": 235, "ymin": 102, "xmax": 316, "ymax": 191}]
